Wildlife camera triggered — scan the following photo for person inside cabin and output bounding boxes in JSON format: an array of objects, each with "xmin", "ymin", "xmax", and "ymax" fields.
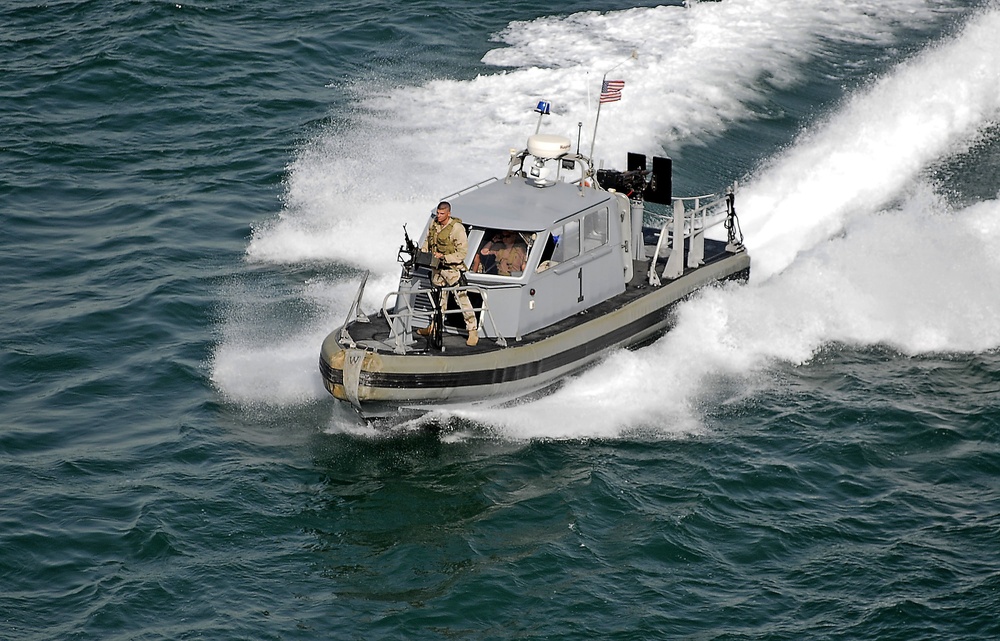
[
  {"xmin": 417, "ymin": 201, "xmax": 479, "ymax": 346},
  {"xmin": 470, "ymin": 232, "xmax": 500, "ymax": 274},
  {"xmin": 474, "ymin": 230, "xmax": 527, "ymax": 276}
]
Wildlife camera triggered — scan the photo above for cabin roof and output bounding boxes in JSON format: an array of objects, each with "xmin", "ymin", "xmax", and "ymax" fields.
[{"xmin": 445, "ymin": 177, "xmax": 614, "ymax": 232}]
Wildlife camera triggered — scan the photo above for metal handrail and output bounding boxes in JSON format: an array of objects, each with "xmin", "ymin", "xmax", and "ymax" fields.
[
  {"xmin": 647, "ymin": 187, "xmax": 735, "ymax": 286},
  {"xmin": 440, "ymin": 177, "xmax": 499, "ymax": 202},
  {"xmin": 338, "ymin": 270, "xmax": 371, "ymax": 348},
  {"xmin": 381, "ymin": 283, "xmax": 507, "ymax": 353}
]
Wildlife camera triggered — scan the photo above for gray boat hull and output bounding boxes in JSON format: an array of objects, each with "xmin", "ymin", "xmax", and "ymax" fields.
[{"xmin": 320, "ymin": 251, "xmax": 750, "ymax": 418}]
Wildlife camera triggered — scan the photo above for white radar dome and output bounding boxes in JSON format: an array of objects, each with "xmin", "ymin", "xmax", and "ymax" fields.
[{"xmin": 526, "ymin": 134, "xmax": 571, "ymax": 159}]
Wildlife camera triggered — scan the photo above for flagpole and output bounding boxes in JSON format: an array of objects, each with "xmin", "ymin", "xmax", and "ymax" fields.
[
  {"xmin": 588, "ymin": 71, "xmax": 608, "ymax": 160},
  {"xmin": 587, "ymin": 51, "xmax": 637, "ymax": 161}
]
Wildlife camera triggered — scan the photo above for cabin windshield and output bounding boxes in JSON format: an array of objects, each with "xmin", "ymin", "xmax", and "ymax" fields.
[{"xmin": 467, "ymin": 227, "xmax": 534, "ymax": 278}]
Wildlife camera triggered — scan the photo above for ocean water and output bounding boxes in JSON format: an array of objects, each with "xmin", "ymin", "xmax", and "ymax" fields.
[{"xmin": 3, "ymin": 0, "xmax": 1000, "ymax": 638}]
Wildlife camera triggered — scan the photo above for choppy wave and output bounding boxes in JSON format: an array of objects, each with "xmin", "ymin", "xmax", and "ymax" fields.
[
  {"xmin": 246, "ymin": 0, "xmax": 973, "ymax": 271},
  {"xmin": 742, "ymin": 4, "xmax": 1000, "ymax": 279},
  {"xmin": 215, "ymin": 0, "xmax": 1000, "ymax": 438},
  {"xmin": 7, "ymin": 2, "xmax": 1000, "ymax": 639}
]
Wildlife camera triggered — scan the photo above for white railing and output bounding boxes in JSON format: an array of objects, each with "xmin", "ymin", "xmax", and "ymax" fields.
[
  {"xmin": 440, "ymin": 177, "xmax": 499, "ymax": 202},
  {"xmin": 647, "ymin": 188, "xmax": 735, "ymax": 286},
  {"xmin": 338, "ymin": 270, "xmax": 372, "ymax": 348},
  {"xmin": 381, "ymin": 284, "xmax": 507, "ymax": 354}
]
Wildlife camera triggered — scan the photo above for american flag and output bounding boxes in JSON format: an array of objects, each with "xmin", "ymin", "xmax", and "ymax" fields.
[{"xmin": 600, "ymin": 79, "xmax": 625, "ymax": 103}]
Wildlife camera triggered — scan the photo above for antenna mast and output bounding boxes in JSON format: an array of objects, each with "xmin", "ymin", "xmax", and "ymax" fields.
[{"xmin": 534, "ymin": 100, "xmax": 551, "ymax": 133}]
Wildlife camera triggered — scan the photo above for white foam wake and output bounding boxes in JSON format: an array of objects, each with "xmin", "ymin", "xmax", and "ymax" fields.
[
  {"xmin": 451, "ymin": 3, "xmax": 1000, "ymax": 439},
  {"xmin": 740, "ymin": 3, "xmax": 1000, "ymax": 279},
  {"xmin": 246, "ymin": 0, "xmax": 965, "ymax": 273},
  {"xmin": 458, "ymin": 190, "xmax": 1000, "ymax": 439},
  {"xmin": 213, "ymin": 1, "xmax": 996, "ymax": 433}
]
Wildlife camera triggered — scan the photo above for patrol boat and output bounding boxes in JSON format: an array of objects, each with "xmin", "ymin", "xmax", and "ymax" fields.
[{"xmin": 319, "ymin": 127, "xmax": 750, "ymax": 418}]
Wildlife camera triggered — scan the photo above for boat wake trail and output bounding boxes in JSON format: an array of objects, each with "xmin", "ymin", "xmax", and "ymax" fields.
[
  {"xmin": 452, "ymin": 4, "xmax": 1000, "ymax": 440},
  {"xmin": 457, "ymin": 191, "xmax": 1000, "ymax": 441},
  {"xmin": 245, "ymin": 0, "xmax": 967, "ymax": 273},
  {"xmin": 741, "ymin": 4, "xmax": 1000, "ymax": 280},
  {"xmin": 212, "ymin": 0, "xmax": 996, "ymax": 435}
]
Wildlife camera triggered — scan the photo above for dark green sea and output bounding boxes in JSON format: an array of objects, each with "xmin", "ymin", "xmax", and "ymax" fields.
[{"xmin": 3, "ymin": 1, "xmax": 1000, "ymax": 638}]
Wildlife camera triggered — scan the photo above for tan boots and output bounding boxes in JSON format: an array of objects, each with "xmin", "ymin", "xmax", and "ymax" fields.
[{"xmin": 417, "ymin": 324, "xmax": 478, "ymax": 346}]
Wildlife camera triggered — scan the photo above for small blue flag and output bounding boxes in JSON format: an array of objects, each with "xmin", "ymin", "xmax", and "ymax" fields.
[{"xmin": 535, "ymin": 100, "xmax": 551, "ymax": 115}]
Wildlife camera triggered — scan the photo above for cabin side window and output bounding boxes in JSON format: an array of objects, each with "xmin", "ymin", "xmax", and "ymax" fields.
[
  {"xmin": 536, "ymin": 234, "xmax": 557, "ymax": 272},
  {"xmin": 550, "ymin": 219, "xmax": 580, "ymax": 263},
  {"xmin": 536, "ymin": 209, "xmax": 609, "ymax": 272},
  {"xmin": 582, "ymin": 208, "xmax": 608, "ymax": 252}
]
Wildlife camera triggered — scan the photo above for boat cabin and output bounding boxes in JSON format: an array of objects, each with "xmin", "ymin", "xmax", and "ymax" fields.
[{"xmin": 393, "ymin": 139, "xmax": 639, "ymax": 346}]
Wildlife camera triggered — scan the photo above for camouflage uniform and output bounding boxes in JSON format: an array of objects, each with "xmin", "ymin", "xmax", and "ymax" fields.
[
  {"xmin": 493, "ymin": 243, "xmax": 527, "ymax": 276},
  {"xmin": 421, "ymin": 216, "xmax": 477, "ymax": 331}
]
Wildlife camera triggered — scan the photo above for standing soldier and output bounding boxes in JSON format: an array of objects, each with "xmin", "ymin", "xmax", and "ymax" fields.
[{"xmin": 418, "ymin": 201, "xmax": 479, "ymax": 346}]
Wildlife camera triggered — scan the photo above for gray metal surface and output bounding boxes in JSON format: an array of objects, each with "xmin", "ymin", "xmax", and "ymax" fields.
[{"xmin": 447, "ymin": 178, "xmax": 614, "ymax": 231}]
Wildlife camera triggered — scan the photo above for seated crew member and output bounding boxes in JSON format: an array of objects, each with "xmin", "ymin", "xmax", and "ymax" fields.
[
  {"xmin": 477, "ymin": 230, "xmax": 527, "ymax": 276},
  {"xmin": 417, "ymin": 201, "xmax": 479, "ymax": 346},
  {"xmin": 470, "ymin": 232, "xmax": 502, "ymax": 274}
]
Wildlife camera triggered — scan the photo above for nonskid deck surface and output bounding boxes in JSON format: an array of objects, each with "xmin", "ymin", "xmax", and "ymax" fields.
[
  {"xmin": 344, "ymin": 238, "xmax": 740, "ymax": 357},
  {"xmin": 346, "ymin": 316, "xmax": 499, "ymax": 355}
]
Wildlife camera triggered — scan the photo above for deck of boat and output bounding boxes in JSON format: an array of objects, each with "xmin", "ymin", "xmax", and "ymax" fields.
[{"xmin": 343, "ymin": 237, "xmax": 745, "ymax": 357}]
